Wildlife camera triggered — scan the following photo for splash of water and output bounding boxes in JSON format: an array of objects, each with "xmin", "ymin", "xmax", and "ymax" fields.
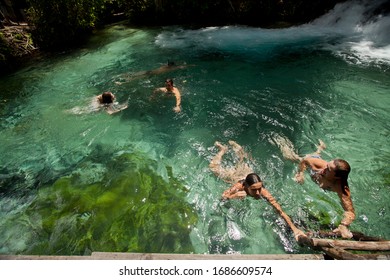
[
  {"xmin": 311, "ymin": 0, "xmax": 390, "ymax": 65},
  {"xmin": 155, "ymin": 0, "xmax": 390, "ymax": 66}
]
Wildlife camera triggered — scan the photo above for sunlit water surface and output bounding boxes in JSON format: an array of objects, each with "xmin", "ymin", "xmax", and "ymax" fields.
[{"xmin": 0, "ymin": 0, "xmax": 389, "ymax": 255}]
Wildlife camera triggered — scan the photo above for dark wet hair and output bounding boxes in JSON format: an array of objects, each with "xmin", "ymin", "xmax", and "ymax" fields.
[
  {"xmin": 334, "ymin": 159, "xmax": 351, "ymax": 195},
  {"xmin": 165, "ymin": 78, "xmax": 174, "ymax": 86},
  {"xmin": 245, "ymin": 173, "xmax": 262, "ymax": 187},
  {"xmin": 102, "ymin": 92, "xmax": 113, "ymax": 104}
]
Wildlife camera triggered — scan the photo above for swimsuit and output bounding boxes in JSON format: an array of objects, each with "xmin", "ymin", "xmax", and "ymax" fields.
[{"xmin": 308, "ymin": 154, "xmax": 321, "ymax": 159}]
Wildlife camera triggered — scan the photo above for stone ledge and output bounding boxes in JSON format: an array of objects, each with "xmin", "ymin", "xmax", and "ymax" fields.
[{"xmin": 0, "ymin": 253, "xmax": 324, "ymax": 260}]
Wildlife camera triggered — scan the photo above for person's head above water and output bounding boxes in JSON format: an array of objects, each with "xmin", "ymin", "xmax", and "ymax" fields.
[
  {"xmin": 244, "ymin": 173, "xmax": 263, "ymax": 199},
  {"xmin": 333, "ymin": 159, "xmax": 351, "ymax": 181},
  {"xmin": 165, "ymin": 78, "xmax": 174, "ymax": 88},
  {"xmin": 324, "ymin": 159, "xmax": 351, "ymax": 195},
  {"xmin": 101, "ymin": 91, "xmax": 114, "ymax": 104},
  {"xmin": 244, "ymin": 173, "xmax": 261, "ymax": 186}
]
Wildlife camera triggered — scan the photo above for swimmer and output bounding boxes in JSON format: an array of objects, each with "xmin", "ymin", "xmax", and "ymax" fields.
[
  {"xmin": 67, "ymin": 91, "xmax": 127, "ymax": 115},
  {"xmin": 275, "ymin": 136, "xmax": 355, "ymax": 239},
  {"xmin": 97, "ymin": 91, "xmax": 115, "ymax": 105},
  {"xmin": 95, "ymin": 91, "xmax": 128, "ymax": 114},
  {"xmin": 209, "ymin": 140, "xmax": 253, "ymax": 185},
  {"xmin": 210, "ymin": 141, "xmax": 309, "ymax": 244},
  {"xmin": 114, "ymin": 61, "xmax": 193, "ymax": 85},
  {"xmin": 152, "ymin": 78, "xmax": 181, "ymax": 113}
]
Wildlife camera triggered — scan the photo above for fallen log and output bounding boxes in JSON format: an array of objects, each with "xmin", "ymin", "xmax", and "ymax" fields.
[
  {"xmin": 311, "ymin": 238, "xmax": 390, "ymax": 251},
  {"xmin": 322, "ymin": 247, "xmax": 390, "ymax": 260},
  {"xmin": 322, "ymin": 247, "xmax": 366, "ymax": 260},
  {"xmin": 317, "ymin": 230, "xmax": 385, "ymax": 241}
]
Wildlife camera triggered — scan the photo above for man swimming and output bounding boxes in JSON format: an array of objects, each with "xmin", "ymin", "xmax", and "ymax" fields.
[{"xmin": 152, "ymin": 78, "xmax": 181, "ymax": 113}]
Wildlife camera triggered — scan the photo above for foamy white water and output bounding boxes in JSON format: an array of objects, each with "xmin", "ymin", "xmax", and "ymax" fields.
[{"xmin": 155, "ymin": 0, "xmax": 390, "ymax": 66}]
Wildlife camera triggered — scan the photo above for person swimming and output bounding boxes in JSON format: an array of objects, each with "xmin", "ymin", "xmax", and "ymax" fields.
[
  {"xmin": 96, "ymin": 91, "xmax": 128, "ymax": 114},
  {"xmin": 222, "ymin": 173, "xmax": 264, "ymax": 200},
  {"xmin": 67, "ymin": 91, "xmax": 127, "ymax": 115},
  {"xmin": 151, "ymin": 78, "xmax": 182, "ymax": 113},
  {"xmin": 209, "ymin": 140, "xmax": 253, "ymax": 185},
  {"xmin": 114, "ymin": 61, "xmax": 194, "ymax": 85},
  {"xmin": 274, "ymin": 136, "xmax": 355, "ymax": 239},
  {"xmin": 210, "ymin": 143, "xmax": 309, "ymax": 244}
]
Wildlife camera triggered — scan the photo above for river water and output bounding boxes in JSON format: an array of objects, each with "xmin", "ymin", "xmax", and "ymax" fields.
[{"xmin": 0, "ymin": 0, "xmax": 389, "ymax": 255}]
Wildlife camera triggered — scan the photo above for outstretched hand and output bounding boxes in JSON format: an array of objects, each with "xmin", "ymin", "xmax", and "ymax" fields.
[
  {"xmin": 294, "ymin": 172, "xmax": 305, "ymax": 184},
  {"xmin": 295, "ymin": 232, "xmax": 312, "ymax": 246},
  {"xmin": 333, "ymin": 224, "xmax": 353, "ymax": 239}
]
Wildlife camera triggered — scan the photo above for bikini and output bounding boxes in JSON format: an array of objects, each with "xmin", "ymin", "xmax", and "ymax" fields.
[{"xmin": 308, "ymin": 154, "xmax": 321, "ymax": 159}]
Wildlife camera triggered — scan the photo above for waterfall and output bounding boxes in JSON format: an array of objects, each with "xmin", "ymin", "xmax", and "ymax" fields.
[
  {"xmin": 155, "ymin": 0, "xmax": 390, "ymax": 66},
  {"xmin": 310, "ymin": 0, "xmax": 390, "ymax": 64}
]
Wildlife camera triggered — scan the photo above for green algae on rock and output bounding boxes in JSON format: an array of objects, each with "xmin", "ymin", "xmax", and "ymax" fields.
[{"xmin": 24, "ymin": 152, "xmax": 197, "ymax": 255}]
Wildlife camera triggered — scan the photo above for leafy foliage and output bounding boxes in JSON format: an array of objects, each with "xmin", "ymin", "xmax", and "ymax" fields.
[
  {"xmin": 117, "ymin": 0, "xmax": 345, "ymax": 26},
  {"xmin": 0, "ymin": 32, "xmax": 10, "ymax": 61},
  {"xmin": 26, "ymin": 0, "xmax": 106, "ymax": 50}
]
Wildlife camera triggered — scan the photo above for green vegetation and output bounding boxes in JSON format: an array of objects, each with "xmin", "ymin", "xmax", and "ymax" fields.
[
  {"xmin": 116, "ymin": 0, "xmax": 344, "ymax": 26},
  {"xmin": 16, "ymin": 151, "xmax": 197, "ymax": 255},
  {"xmin": 26, "ymin": 0, "xmax": 107, "ymax": 49},
  {"xmin": 0, "ymin": 32, "xmax": 10, "ymax": 61}
]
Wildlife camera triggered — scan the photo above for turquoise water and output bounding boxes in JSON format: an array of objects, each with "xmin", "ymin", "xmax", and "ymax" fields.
[{"xmin": 0, "ymin": 1, "xmax": 389, "ymax": 255}]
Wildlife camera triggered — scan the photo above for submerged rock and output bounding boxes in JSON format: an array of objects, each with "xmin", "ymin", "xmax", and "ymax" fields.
[{"xmin": 11, "ymin": 151, "xmax": 198, "ymax": 255}]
